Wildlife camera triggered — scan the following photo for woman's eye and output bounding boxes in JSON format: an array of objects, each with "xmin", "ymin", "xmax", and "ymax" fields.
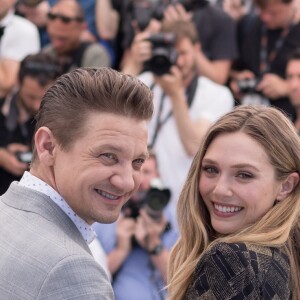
[
  {"xmin": 237, "ymin": 172, "xmax": 253, "ymax": 179},
  {"xmin": 202, "ymin": 166, "xmax": 218, "ymax": 174}
]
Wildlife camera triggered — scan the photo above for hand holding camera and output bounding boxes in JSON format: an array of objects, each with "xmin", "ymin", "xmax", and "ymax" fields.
[
  {"xmin": 256, "ymin": 73, "xmax": 289, "ymax": 99},
  {"xmin": 0, "ymin": 143, "xmax": 30, "ymax": 176},
  {"xmin": 134, "ymin": 209, "xmax": 168, "ymax": 252},
  {"xmin": 115, "ymin": 216, "xmax": 136, "ymax": 255}
]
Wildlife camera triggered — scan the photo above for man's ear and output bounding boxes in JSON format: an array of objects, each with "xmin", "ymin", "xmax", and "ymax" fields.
[
  {"xmin": 276, "ymin": 172, "xmax": 299, "ymax": 201},
  {"xmin": 34, "ymin": 127, "xmax": 57, "ymax": 166}
]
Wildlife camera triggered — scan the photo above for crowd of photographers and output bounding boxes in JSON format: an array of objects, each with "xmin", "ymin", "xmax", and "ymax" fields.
[{"xmin": 2, "ymin": 0, "xmax": 300, "ymax": 299}]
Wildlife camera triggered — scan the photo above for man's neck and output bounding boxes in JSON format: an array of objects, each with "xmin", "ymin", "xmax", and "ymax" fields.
[
  {"xmin": 16, "ymin": 94, "xmax": 31, "ymax": 125},
  {"xmin": 182, "ymin": 69, "xmax": 198, "ymax": 89}
]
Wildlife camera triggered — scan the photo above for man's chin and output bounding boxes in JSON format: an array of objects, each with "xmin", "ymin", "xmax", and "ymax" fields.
[{"xmin": 93, "ymin": 212, "xmax": 121, "ymax": 224}]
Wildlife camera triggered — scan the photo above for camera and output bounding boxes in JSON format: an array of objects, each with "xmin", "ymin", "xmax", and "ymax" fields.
[
  {"xmin": 123, "ymin": 178, "xmax": 171, "ymax": 221},
  {"xmin": 144, "ymin": 32, "xmax": 177, "ymax": 76},
  {"xmin": 130, "ymin": 0, "xmax": 208, "ymax": 31},
  {"xmin": 237, "ymin": 78, "xmax": 260, "ymax": 94},
  {"xmin": 16, "ymin": 151, "xmax": 33, "ymax": 163}
]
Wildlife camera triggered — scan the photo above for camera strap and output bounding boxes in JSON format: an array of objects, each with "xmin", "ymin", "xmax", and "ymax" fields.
[
  {"xmin": 148, "ymin": 74, "xmax": 198, "ymax": 149},
  {"xmin": 260, "ymin": 19, "xmax": 296, "ymax": 73}
]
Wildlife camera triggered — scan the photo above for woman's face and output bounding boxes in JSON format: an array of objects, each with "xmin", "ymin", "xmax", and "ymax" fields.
[{"xmin": 199, "ymin": 131, "xmax": 283, "ymax": 235}]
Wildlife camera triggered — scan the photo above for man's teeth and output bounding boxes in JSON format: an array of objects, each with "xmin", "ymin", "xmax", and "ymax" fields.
[
  {"xmin": 214, "ymin": 204, "xmax": 242, "ymax": 213},
  {"xmin": 97, "ymin": 190, "xmax": 119, "ymax": 200}
]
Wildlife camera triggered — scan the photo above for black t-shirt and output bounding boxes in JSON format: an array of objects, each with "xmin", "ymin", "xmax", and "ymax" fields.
[
  {"xmin": 235, "ymin": 14, "xmax": 300, "ymax": 116},
  {"xmin": 119, "ymin": 2, "xmax": 238, "ymax": 60},
  {"xmin": 192, "ymin": 4, "xmax": 238, "ymax": 61},
  {"xmin": 0, "ymin": 98, "xmax": 35, "ymax": 195}
]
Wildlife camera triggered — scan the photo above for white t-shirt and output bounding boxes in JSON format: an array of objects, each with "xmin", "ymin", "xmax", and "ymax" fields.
[
  {"xmin": 0, "ymin": 10, "xmax": 40, "ymax": 61},
  {"xmin": 138, "ymin": 72, "xmax": 234, "ymax": 215}
]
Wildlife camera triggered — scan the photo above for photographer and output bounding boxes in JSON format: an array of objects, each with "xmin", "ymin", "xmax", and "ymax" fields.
[
  {"xmin": 0, "ymin": 52, "xmax": 62, "ymax": 195},
  {"xmin": 121, "ymin": 0, "xmax": 237, "ymax": 84},
  {"xmin": 93, "ymin": 152, "xmax": 178, "ymax": 300},
  {"xmin": 128, "ymin": 19, "xmax": 234, "ymax": 215},
  {"xmin": 230, "ymin": 0, "xmax": 300, "ymax": 116}
]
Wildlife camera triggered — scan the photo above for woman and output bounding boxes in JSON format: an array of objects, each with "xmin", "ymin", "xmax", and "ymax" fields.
[{"xmin": 167, "ymin": 105, "xmax": 300, "ymax": 299}]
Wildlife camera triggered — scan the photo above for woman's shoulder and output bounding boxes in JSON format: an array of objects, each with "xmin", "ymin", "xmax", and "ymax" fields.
[
  {"xmin": 205, "ymin": 241, "xmax": 288, "ymax": 261},
  {"xmin": 201, "ymin": 241, "xmax": 289, "ymax": 275},
  {"xmin": 186, "ymin": 242, "xmax": 291, "ymax": 299}
]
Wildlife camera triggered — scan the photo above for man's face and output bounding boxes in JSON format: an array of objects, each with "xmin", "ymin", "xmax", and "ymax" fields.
[
  {"xmin": 51, "ymin": 112, "xmax": 148, "ymax": 225},
  {"xmin": 18, "ymin": 76, "xmax": 52, "ymax": 116},
  {"xmin": 258, "ymin": 0, "xmax": 294, "ymax": 29},
  {"xmin": 138, "ymin": 156, "xmax": 159, "ymax": 193},
  {"xmin": 46, "ymin": 1, "xmax": 84, "ymax": 54},
  {"xmin": 0, "ymin": 0, "xmax": 16, "ymax": 20},
  {"xmin": 287, "ymin": 59, "xmax": 300, "ymax": 107},
  {"xmin": 175, "ymin": 37, "xmax": 198, "ymax": 82}
]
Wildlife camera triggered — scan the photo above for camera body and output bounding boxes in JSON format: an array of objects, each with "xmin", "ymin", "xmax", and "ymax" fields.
[
  {"xmin": 16, "ymin": 151, "xmax": 33, "ymax": 163},
  {"xmin": 237, "ymin": 78, "xmax": 260, "ymax": 94},
  {"xmin": 123, "ymin": 179, "xmax": 171, "ymax": 221},
  {"xmin": 144, "ymin": 32, "xmax": 177, "ymax": 76}
]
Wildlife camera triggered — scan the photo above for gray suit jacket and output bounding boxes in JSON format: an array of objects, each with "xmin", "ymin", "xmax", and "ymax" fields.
[{"xmin": 0, "ymin": 182, "xmax": 114, "ymax": 299}]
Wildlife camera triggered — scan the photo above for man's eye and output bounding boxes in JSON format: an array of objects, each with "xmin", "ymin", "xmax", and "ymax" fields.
[
  {"xmin": 101, "ymin": 153, "xmax": 117, "ymax": 161},
  {"xmin": 133, "ymin": 158, "xmax": 145, "ymax": 170}
]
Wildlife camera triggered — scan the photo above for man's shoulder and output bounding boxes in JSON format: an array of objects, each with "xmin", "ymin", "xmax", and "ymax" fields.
[
  {"xmin": 7, "ymin": 14, "xmax": 38, "ymax": 34},
  {"xmin": 0, "ymin": 183, "xmax": 89, "ymax": 257},
  {"xmin": 82, "ymin": 42, "xmax": 111, "ymax": 67},
  {"xmin": 0, "ymin": 184, "xmax": 113, "ymax": 299},
  {"xmin": 197, "ymin": 76, "xmax": 232, "ymax": 96},
  {"xmin": 137, "ymin": 71, "xmax": 154, "ymax": 86}
]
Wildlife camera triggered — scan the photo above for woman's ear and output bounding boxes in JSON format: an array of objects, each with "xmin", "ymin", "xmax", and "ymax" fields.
[
  {"xmin": 276, "ymin": 172, "xmax": 299, "ymax": 201},
  {"xmin": 34, "ymin": 127, "xmax": 57, "ymax": 166}
]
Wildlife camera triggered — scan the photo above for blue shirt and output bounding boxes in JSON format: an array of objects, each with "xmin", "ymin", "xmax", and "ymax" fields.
[{"xmin": 93, "ymin": 208, "xmax": 178, "ymax": 300}]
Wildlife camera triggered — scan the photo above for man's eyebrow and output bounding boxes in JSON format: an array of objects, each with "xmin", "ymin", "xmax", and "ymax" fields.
[{"xmin": 99, "ymin": 145, "xmax": 149, "ymax": 160}]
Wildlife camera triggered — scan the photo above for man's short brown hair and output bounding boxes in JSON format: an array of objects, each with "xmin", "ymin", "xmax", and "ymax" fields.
[
  {"xmin": 254, "ymin": 0, "xmax": 293, "ymax": 8},
  {"xmin": 161, "ymin": 19, "xmax": 199, "ymax": 45},
  {"xmin": 32, "ymin": 67, "xmax": 153, "ymax": 160}
]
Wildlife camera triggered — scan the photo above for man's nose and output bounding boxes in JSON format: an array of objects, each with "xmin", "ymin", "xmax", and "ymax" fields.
[{"xmin": 110, "ymin": 166, "xmax": 136, "ymax": 193}]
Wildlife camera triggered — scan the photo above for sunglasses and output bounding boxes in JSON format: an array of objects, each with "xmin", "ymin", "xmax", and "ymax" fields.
[{"xmin": 47, "ymin": 12, "xmax": 83, "ymax": 24}]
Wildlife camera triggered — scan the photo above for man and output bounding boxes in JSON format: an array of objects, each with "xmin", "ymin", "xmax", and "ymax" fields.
[
  {"xmin": 135, "ymin": 20, "xmax": 234, "ymax": 215},
  {"xmin": 0, "ymin": 0, "xmax": 40, "ymax": 98},
  {"xmin": 0, "ymin": 52, "xmax": 62, "ymax": 195},
  {"xmin": 43, "ymin": 0, "xmax": 110, "ymax": 72},
  {"xmin": 0, "ymin": 67, "xmax": 153, "ymax": 299},
  {"xmin": 94, "ymin": 152, "xmax": 178, "ymax": 300},
  {"xmin": 230, "ymin": 0, "xmax": 300, "ymax": 116},
  {"xmin": 16, "ymin": 0, "xmax": 50, "ymax": 47},
  {"xmin": 121, "ymin": 1, "xmax": 237, "ymax": 85},
  {"xmin": 286, "ymin": 48, "xmax": 300, "ymax": 132},
  {"xmin": 163, "ymin": 1, "xmax": 238, "ymax": 84}
]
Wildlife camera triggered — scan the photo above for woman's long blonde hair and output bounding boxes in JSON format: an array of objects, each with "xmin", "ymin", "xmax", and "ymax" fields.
[{"xmin": 167, "ymin": 106, "xmax": 300, "ymax": 299}]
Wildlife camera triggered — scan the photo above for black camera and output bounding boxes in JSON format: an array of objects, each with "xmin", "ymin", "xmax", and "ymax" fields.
[
  {"xmin": 123, "ymin": 180, "xmax": 171, "ymax": 221},
  {"xmin": 144, "ymin": 32, "xmax": 177, "ymax": 76},
  {"xmin": 237, "ymin": 78, "xmax": 260, "ymax": 94}
]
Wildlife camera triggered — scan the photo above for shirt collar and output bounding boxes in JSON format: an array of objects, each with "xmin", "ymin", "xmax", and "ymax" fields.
[{"xmin": 19, "ymin": 171, "xmax": 96, "ymax": 244}]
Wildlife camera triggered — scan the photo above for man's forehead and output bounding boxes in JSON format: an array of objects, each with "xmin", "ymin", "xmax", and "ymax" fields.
[{"xmin": 52, "ymin": 0, "xmax": 81, "ymax": 14}]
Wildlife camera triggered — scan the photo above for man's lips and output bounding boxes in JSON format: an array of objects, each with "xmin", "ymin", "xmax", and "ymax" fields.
[{"xmin": 95, "ymin": 189, "xmax": 120, "ymax": 200}]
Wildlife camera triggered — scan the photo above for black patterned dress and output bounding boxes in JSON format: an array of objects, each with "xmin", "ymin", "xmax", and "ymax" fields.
[{"xmin": 184, "ymin": 242, "xmax": 292, "ymax": 299}]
